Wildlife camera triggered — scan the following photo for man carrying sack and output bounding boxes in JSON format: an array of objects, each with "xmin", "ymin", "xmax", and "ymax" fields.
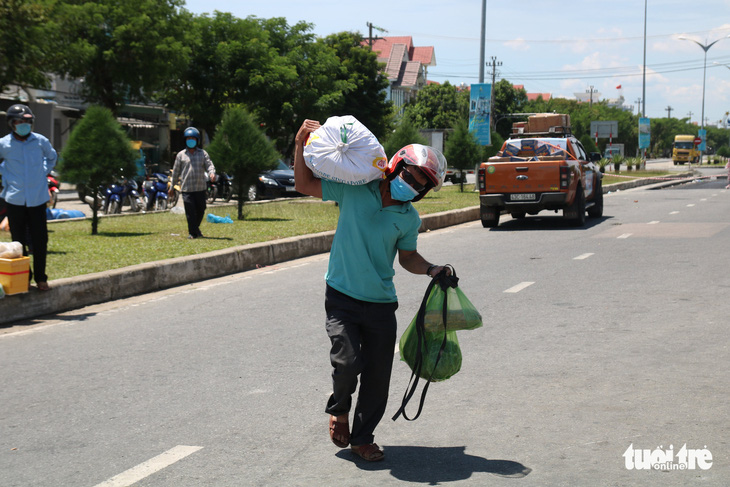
[{"xmin": 294, "ymin": 119, "xmax": 451, "ymax": 462}]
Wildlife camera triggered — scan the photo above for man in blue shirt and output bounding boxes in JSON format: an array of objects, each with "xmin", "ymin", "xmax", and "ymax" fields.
[
  {"xmin": 0, "ymin": 104, "xmax": 57, "ymax": 291},
  {"xmin": 294, "ymin": 119, "xmax": 450, "ymax": 462}
]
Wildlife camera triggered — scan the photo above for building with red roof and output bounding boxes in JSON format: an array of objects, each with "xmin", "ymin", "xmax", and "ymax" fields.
[{"xmin": 365, "ymin": 36, "xmax": 436, "ymax": 110}]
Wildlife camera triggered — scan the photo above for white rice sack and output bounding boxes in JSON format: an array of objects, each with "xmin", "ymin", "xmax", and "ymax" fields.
[
  {"xmin": 303, "ymin": 115, "xmax": 388, "ymax": 185},
  {"xmin": 0, "ymin": 241, "xmax": 23, "ymax": 259}
]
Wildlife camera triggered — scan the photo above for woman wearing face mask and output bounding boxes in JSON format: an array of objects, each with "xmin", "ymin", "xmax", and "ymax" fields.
[
  {"xmin": 294, "ymin": 119, "xmax": 451, "ymax": 462},
  {"xmin": 0, "ymin": 104, "xmax": 57, "ymax": 291},
  {"xmin": 170, "ymin": 126, "xmax": 216, "ymax": 239}
]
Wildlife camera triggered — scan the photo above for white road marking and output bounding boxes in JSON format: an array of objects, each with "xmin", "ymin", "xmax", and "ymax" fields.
[
  {"xmin": 700, "ymin": 198, "xmax": 707, "ymax": 201},
  {"xmin": 648, "ymin": 221, "xmax": 660, "ymax": 225},
  {"xmin": 617, "ymin": 233, "xmax": 632, "ymax": 239},
  {"xmin": 687, "ymin": 204, "xmax": 695, "ymax": 207},
  {"xmin": 573, "ymin": 253, "xmax": 594, "ymax": 260},
  {"xmin": 504, "ymin": 281, "xmax": 535, "ymax": 293},
  {"xmin": 670, "ymin": 211, "xmax": 679, "ymax": 215},
  {"xmin": 93, "ymin": 445, "xmax": 203, "ymax": 487}
]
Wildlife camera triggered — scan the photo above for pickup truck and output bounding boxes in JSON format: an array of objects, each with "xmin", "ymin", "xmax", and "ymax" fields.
[{"xmin": 477, "ymin": 127, "xmax": 603, "ymax": 228}]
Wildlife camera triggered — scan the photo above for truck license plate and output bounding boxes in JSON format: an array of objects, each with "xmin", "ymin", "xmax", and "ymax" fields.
[{"xmin": 510, "ymin": 193, "xmax": 536, "ymax": 201}]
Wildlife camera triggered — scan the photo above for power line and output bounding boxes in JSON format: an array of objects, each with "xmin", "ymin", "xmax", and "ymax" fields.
[
  {"xmin": 385, "ymin": 27, "xmax": 730, "ymax": 45},
  {"xmin": 429, "ymin": 56, "xmax": 730, "ymax": 81}
]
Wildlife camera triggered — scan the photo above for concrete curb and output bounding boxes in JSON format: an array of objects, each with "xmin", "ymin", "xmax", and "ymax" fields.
[{"xmin": 0, "ymin": 173, "xmax": 695, "ymax": 325}]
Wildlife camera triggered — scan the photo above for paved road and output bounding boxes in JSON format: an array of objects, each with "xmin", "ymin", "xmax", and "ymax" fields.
[{"xmin": 1, "ymin": 177, "xmax": 729, "ymax": 486}]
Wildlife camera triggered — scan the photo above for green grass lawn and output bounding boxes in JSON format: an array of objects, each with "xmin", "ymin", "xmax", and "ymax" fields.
[{"xmin": 1, "ymin": 185, "xmax": 480, "ymax": 280}]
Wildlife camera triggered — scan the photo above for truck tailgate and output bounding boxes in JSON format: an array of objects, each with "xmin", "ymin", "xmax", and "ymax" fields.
[{"xmin": 481, "ymin": 161, "xmax": 562, "ymax": 194}]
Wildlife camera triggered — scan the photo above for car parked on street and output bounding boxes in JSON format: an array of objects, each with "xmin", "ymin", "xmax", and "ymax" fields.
[{"xmin": 248, "ymin": 160, "xmax": 302, "ymax": 201}]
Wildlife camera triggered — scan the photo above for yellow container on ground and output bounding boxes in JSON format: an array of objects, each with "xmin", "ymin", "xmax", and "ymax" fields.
[{"xmin": 0, "ymin": 256, "xmax": 30, "ymax": 295}]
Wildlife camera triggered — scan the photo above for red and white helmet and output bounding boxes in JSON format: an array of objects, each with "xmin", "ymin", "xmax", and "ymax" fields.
[{"xmin": 386, "ymin": 144, "xmax": 447, "ymax": 193}]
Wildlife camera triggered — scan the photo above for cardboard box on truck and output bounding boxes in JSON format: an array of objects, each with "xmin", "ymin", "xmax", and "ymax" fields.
[{"xmin": 528, "ymin": 114, "xmax": 571, "ymax": 133}]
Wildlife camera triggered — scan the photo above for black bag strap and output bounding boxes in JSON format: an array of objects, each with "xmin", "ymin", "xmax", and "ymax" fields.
[{"xmin": 392, "ymin": 265, "xmax": 458, "ymax": 421}]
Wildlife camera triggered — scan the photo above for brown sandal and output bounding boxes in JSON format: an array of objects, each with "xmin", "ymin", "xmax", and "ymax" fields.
[
  {"xmin": 329, "ymin": 416, "xmax": 350, "ymax": 448},
  {"xmin": 351, "ymin": 443, "xmax": 384, "ymax": 462}
]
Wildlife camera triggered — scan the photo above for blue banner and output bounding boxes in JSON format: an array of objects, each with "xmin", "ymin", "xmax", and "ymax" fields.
[
  {"xmin": 638, "ymin": 117, "xmax": 651, "ymax": 149},
  {"xmin": 469, "ymin": 84, "xmax": 492, "ymax": 145}
]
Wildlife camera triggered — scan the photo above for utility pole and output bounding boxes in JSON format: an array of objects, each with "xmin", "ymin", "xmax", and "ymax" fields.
[
  {"xmin": 635, "ymin": 98, "xmax": 642, "ymax": 115},
  {"xmin": 642, "ymin": 0, "xmax": 647, "ymax": 117},
  {"xmin": 487, "ymin": 56, "xmax": 501, "ymax": 130},
  {"xmin": 665, "ymin": 106, "xmax": 673, "ymax": 118},
  {"xmin": 365, "ymin": 22, "xmax": 387, "ymax": 47},
  {"xmin": 479, "ymin": 0, "xmax": 487, "ymax": 83},
  {"xmin": 687, "ymin": 111, "xmax": 693, "ymax": 123},
  {"xmin": 587, "ymin": 86, "xmax": 596, "ymax": 107}
]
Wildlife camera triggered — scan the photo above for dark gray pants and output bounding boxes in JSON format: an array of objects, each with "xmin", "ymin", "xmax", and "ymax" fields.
[
  {"xmin": 182, "ymin": 191, "xmax": 206, "ymax": 237},
  {"xmin": 6, "ymin": 202, "xmax": 48, "ymax": 283},
  {"xmin": 324, "ymin": 285, "xmax": 398, "ymax": 446}
]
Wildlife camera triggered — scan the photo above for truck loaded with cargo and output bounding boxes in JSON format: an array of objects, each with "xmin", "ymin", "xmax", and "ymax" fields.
[{"xmin": 477, "ymin": 113, "xmax": 603, "ymax": 228}]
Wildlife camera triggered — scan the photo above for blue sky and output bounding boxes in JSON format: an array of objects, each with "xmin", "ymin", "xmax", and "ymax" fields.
[{"xmin": 183, "ymin": 0, "xmax": 730, "ymax": 127}]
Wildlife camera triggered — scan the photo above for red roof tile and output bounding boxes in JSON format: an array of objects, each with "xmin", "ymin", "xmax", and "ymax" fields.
[{"xmin": 411, "ymin": 46, "xmax": 435, "ymax": 66}]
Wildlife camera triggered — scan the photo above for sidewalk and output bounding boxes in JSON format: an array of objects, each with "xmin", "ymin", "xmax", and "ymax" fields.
[{"xmin": 0, "ymin": 172, "xmax": 700, "ymax": 325}]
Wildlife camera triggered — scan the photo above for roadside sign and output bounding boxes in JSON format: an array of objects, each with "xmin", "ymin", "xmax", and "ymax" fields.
[
  {"xmin": 638, "ymin": 118, "xmax": 650, "ymax": 150},
  {"xmin": 590, "ymin": 120, "xmax": 619, "ymax": 139},
  {"xmin": 693, "ymin": 137, "xmax": 702, "ymax": 146},
  {"xmin": 468, "ymin": 84, "xmax": 492, "ymax": 145}
]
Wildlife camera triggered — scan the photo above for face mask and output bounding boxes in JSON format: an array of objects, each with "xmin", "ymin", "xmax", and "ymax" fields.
[
  {"xmin": 186, "ymin": 139, "xmax": 197, "ymax": 149},
  {"xmin": 389, "ymin": 175, "xmax": 419, "ymax": 202},
  {"xmin": 14, "ymin": 123, "xmax": 31, "ymax": 137}
]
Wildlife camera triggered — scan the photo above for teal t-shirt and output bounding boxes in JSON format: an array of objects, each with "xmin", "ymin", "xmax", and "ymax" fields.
[{"xmin": 322, "ymin": 179, "xmax": 421, "ymax": 303}]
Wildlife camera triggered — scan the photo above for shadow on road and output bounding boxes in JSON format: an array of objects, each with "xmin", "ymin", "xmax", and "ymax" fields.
[
  {"xmin": 489, "ymin": 215, "xmax": 613, "ymax": 232},
  {"xmin": 336, "ymin": 445, "xmax": 531, "ymax": 481}
]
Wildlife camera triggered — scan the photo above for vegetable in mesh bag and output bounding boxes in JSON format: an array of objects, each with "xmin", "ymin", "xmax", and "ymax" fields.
[
  {"xmin": 423, "ymin": 284, "xmax": 483, "ymax": 333},
  {"xmin": 302, "ymin": 115, "xmax": 387, "ymax": 185},
  {"xmin": 399, "ymin": 320, "xmax": 462, "ymax": 382}
]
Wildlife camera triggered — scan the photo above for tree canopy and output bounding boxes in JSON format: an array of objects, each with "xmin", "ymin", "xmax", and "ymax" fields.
[
  {"xmin": 206, "ymin": 106, "xmax": 279, "ymax": 220},
  {"xmin": 444, "ymin": 119, "xmax": 482, "ymax": 191},
  {"xmin": 52, "ymin": 0, "xmax": 189, "ymax": 112},
  {"xmin": 59, "ymin": 106, "xmax": 137, "ymax": 234},
  {"xmin": 0, "ymin": 0, "xmax": 55, "ymax": 93},
  {"xmin": 402, "ymin": 82, "xmax": 469, "ymax": 130}
]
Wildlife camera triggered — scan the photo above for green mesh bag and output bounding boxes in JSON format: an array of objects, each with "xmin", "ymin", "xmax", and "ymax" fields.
[{"xmin": 392, "ymin": 265, "xmax": 482, "ymax": 421}]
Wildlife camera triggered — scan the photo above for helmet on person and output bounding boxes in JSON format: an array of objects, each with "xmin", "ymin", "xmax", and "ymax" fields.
[
  {"xmin": 6, "ymin": 104, "xmax": 34, "ymax": 131},
  {"xmin": 183, "ymin": 126, "xmax": 201, "ymax": 146},
  {"xmin": 385, "ymin": 144, "xmax": 447, "ymax": 201}
]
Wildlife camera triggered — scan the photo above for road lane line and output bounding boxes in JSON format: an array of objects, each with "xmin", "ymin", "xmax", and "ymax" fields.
[
  {"xmin": 93, "ymin": 445, "xmax": 203, "ymax": 487},
  {"xmin": 573, "ymin": 253, "xmax": 594, "ymax": 260},
  {"xmin": 648, "ymin": 221, "xmax": 659, "ymax": 225},
  {"xmin": 504, "ymin": 282, "xmax": 535, "ymax": 293},
  {"xmin": 617, "ymin": 233, "xmax": 632, "ymax": 239},
  {"xmin": 687, "ymin": 204, "xmax": 695, "ymax": 207},
  {"xmin": 670, "ymin": 211, "xmax": 679, "ymax": 215}
]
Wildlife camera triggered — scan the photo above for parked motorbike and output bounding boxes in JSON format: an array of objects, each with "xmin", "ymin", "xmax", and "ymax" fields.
[
  {"xmin": 215, "ymin": 172, "xmax": 233, "ymax": 202},
  {"xmin": 206, "ymin": 176, "xmax": 218, "ymax": 203},
  {"xmin": 103, "ymin": 178, "xmax": 144, "ymax": 214},
  {"xmin": 47, "ymin": 171, "xmax": 60, "ymax": 209},
  {"xmin": 144, "ymin": 173, "xmax": 171, "ymax": 211}
]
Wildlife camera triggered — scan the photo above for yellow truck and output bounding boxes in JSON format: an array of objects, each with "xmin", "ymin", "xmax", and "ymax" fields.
[{"xmin": 672, "ymin": 135, "xmax": 700, "ymax": 165}]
